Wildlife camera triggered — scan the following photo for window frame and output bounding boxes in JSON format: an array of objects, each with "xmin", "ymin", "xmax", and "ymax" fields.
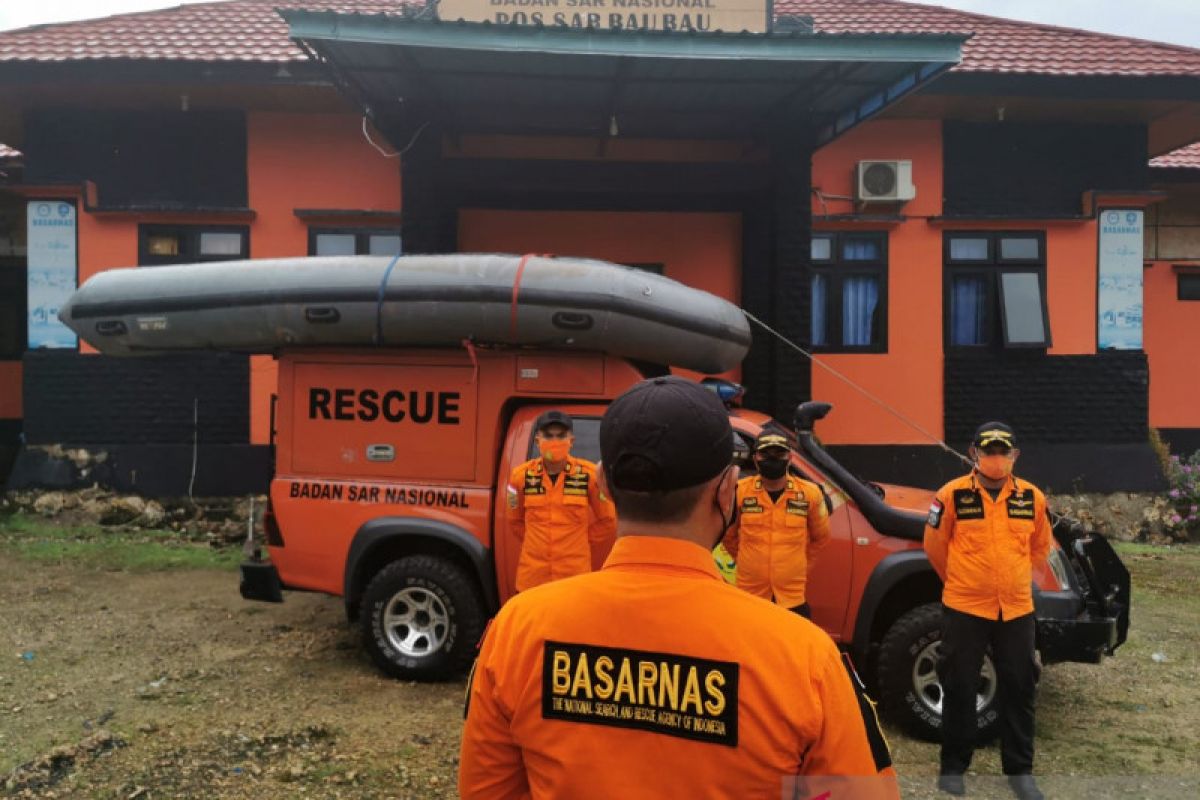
[
  {"xmin": 307, "ymin": 226, "xmax": 403, "ymax": 257},
  {"xmin": 943, "ymin": 231, "xmax": 1051, "ymax": 351},
  {"xmin": 810, "ymin": 230, "xmax": 889, "ymax": 354},
  {"xmin": 138, "ymin": 224, "xmax": 250, "ymax": 267}
]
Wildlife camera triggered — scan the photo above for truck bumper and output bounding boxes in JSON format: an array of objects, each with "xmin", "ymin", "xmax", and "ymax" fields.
[
  {"xmin": 240, "ymin": 561, "xmax": 284, "ymax": 603},
  {"xmin": 1036, "ymin": 522, "xmax": 1132, "ymax": 665},
  {"xmin": 1036, "ymin": 612, "xmax": 1119, "ymax": 665}
]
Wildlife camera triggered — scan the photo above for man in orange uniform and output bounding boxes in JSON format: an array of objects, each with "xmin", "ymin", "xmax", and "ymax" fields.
[
  {"xmin": 507, "ymin": 410, "xmax": 616, "ymax": 592},
  {"xmin": 461, "ymin": 377, "xmax": 897, "ymax": 799},
  {"xmin": 924, "ymin": 422, "xmax": 1052, "ymax": 800},
  {"xmin": 724, "ymin": 432, "xmax": 830, "ymax": 618}
]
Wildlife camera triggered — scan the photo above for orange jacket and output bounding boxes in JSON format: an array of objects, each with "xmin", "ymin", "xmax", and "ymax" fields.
[
  {"xmin": 724, "ymin": 476, "xmax": 831, "ymax": 608},
  {"xmin": 923, "ymin": 472, "xmax": 1053, "ymax": 621},
  {"xmin": 506, "ymin": 456, "xmax": 616, "ymax": 592},
  {"xmin": 459, "ymin": 536, "xmax": 898, "ymax": 800}
]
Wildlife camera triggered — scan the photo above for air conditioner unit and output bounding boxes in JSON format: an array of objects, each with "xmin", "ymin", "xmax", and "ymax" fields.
[{"xmin": 855, "ymin": 160, "xmax": 916, "ymax": 202}]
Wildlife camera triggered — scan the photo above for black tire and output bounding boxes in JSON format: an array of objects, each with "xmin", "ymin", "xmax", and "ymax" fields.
[
  {"xmin": 876, "ymin": 602, "xmax": 1000, "ymax": 743},
  {"xmin": 360, "ymin": 555, "xmax": 486, "ymax": 681}
]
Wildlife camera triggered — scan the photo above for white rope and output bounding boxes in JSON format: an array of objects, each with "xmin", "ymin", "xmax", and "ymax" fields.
[{"xmin": 742, "ymin": 310, "xmax": 973, "ymax": 468}]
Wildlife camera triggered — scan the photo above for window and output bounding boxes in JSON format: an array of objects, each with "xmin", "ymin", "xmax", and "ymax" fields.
[
  {"xmin": 138, "ymin": 225, "xmax": 249, "ymax": 266},
  {"xmin": 810, "ymin": 232, "xmax": 887, "ymax": 352},
  {"xmin": 309, "ymin": 228, "xmax": 402, "ymax": 257},
  {"xmin": 945, "ymin": 232, "xmax": 1050, "ymax": 349},
  {"xmin": 1179, "ymin": 272, "xmax": 1200, "ymax": 301}
]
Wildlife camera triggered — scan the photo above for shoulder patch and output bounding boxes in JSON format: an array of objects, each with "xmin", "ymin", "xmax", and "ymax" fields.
[
  {"xmin": 542, "ymin": 641, "xmax": 739, "ymax": 747},
  {"xmin": 927, "ymin": 499, "xmax": 944, "ymax": 528}
]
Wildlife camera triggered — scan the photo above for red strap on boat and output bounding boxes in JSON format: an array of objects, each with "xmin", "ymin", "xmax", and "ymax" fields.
[
  {"xmin": 509, "ymin": 253, "xmax": 551, "ymax": 341},
  {"xmin": 461, "ymin": 338, "xmax": 479, "ymax": 385}
]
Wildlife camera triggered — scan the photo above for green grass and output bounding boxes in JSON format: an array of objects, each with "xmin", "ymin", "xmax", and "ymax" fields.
[{"xmin": 0, "ymin": 512, "xmax": 240, "ymax": 572}]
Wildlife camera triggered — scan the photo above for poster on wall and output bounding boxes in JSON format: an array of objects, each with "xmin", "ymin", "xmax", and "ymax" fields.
[
  {"xmin": 1097, "ymin": 209, "xmax": 1143, "ymax": 350},
  {"xmin": 26, "ymin": 200, "xmax": 78, "ymax": 349}
]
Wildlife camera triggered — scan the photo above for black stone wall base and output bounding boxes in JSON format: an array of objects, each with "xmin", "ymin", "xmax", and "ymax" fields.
[
  {"xmin": 944, "ymin": 351, "xmax": 1149, "ymax": 447},
  {"xmin": 0, "ymin": 419, "xmax": 21, "ymax": 487},
  {"xmin": 1158, "ymin": 428, "xmax": 1200, "ymax": 459},
  {"xmin": 6, "ymin": 443, "xmax": 271, "ymax": 497},
  {"xmin": 825, "ymin": 445, "xmax": 967, "ymax": 491},
  {"xmin": 826, "ymin": 442, "xmax": 1165, "ymax": 494},
  {"xmin": 23, "ymin": 350, "xmax": 250, "ymax": 445}
]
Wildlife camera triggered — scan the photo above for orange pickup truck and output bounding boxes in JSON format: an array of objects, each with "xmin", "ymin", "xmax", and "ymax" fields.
[{"xmin": 241, "ymin": 346, "xmax": 1130, "ymax": 740}]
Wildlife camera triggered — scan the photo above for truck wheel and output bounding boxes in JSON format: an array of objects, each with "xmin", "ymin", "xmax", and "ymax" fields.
[
  {"xmin": 876, "ymin": 603, "xmax": 1000, "ymax": 743},
  {"xmin": 360, "ymin": 555, "xmax": 486, "ymax": 681}
]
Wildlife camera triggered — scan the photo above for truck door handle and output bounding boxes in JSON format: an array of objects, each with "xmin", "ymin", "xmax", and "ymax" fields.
[{"xmin": 366, "ymin": 444, "xmax": 395, "ymax": 462}]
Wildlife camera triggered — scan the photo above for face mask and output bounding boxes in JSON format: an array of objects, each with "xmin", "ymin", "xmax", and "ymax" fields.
[
  {"xmin": 976, "ymin": 454, "xmax": 1014, "ymax": 481},
  {"xmin": 758, "ymin": 457, "xmax": 789, "ymax": 480},
  {"xmin": 538, "ymin": 438, "xmax": 571, "ymax": 462}
]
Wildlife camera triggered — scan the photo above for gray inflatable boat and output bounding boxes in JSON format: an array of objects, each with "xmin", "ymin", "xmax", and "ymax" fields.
[{"xmin": 59, "ymin": 254, "xmax": 751, "ymax": 374}]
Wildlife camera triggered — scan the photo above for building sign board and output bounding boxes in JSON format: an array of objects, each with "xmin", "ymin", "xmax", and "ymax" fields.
[
  {"xmin": 434, "ymin": 0, "xmax": 771, "ymax": 34},
  {"xmin": 26, "ymin": 200, "xmax": 78, "ymax": 349},
  {"xmin": 1097, "ymin": 209, "xmax": 1144, "ymax": 350}
]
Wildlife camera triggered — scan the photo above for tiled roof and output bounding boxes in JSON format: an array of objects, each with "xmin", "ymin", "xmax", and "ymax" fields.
[
  {"xmin": 1, "ymin": 0, "xmax": 1199, "ymax": 77},
  {"xmin": 0, "ymin": 1, "xmax": 402, "ymax": 63},
  {"xmin": 1151, "ymin": 142, "xmax": 1200, "ymax": 168},
  {"xmin": 781, "ymin": 0, "xmax": 1200, "ymax": 76}
]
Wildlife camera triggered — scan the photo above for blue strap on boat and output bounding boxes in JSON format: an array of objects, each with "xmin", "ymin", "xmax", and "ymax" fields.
[{"xmin": 374, "ymin": 252, "xmax": 404, "ymax": 345}]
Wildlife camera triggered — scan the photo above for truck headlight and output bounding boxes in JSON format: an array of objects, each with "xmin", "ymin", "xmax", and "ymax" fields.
[{"xmin": 1046, "ymin": 546, "xmax": 1072, "ymax": 591}]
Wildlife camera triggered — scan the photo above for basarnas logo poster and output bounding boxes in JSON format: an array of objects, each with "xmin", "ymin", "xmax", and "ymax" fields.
[
  {"xmin": 1098, "ymin": 209, "xmax": 1144, "ymax": 351},
  {"xmin": 26, "ymin": 200, "xmax": 78, "ymax": 349}
]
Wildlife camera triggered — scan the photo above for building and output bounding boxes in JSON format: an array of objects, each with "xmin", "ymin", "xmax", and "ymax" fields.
[{"xmin": 1, "ymin": 0, "xmax": 1199, "ymax": 495}]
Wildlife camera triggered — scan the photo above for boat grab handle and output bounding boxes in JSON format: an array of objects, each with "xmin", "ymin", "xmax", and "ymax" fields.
[
  {"xmin": 305, "ymin": 307, "xmax": 341, "ymax": 324},
  {"xmin": 551, "ymin": 311, "xmax": 594, "ymax": 331}
]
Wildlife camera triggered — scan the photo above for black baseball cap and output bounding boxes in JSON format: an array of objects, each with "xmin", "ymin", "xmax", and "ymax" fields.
[
  {"xmin": 600, "ymin": 376, "xmax": 733, "ymax": 492},
  {"xmin": 973, "ymin": 422, "xmax": 1016, "ymax": 450},
  {"xmin": 535, "ymin": 410, "xmax": 573, "ymax": 433}
]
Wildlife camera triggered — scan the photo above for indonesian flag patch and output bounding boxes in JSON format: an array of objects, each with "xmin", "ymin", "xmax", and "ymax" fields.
[{"xmin": 927, "ymin": 499, "xmax": 944, "ymax": 528}]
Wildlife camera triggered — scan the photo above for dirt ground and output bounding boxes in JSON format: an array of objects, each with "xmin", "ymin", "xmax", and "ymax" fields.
[{"xmin": 2, "ymin": 536, "xmax": 1198, "ymax": 799}]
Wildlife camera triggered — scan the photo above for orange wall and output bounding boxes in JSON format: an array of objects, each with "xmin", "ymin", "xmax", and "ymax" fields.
[
  {"xmin": 29, "ymin": 113, "xmax": 404, "ymax": 444},
  {"xmin": 458, "ymin": 210, "xmax": 742, "ymax": 381},
  {"xmin": 810, "ymin": 120, "xmax": 945, "ymax": 444},
  {"xmin": 245, "ymin": 112, "xmax": 401, "ymax": 260},
  {"xmin": 812, "ymin": 119, "xmax": 944, "ymax": 220},
  {"xmin": 0, "ymin": 361, "xmax": 21, "ymax": 418},
  {"xmin": 1146, "ymin": 261, "xmax": 1200, "ymax": 428},
  {"xmin": 808, "ymin": 120, "xmax": 1101, "ymax": 443}
]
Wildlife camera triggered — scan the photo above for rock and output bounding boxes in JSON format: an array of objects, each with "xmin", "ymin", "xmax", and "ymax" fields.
[
  {"xmin": 33, "ymin": 493, "xmax": 66, "ymax": 517},
  {"xmin": 66, "ymin": 449, "xmax": 91, "ymax": 469},
  {"xmin": 140, "ymin": 501, "xmax": 166, "ymax": 528},
  {"xmin": 100, "ymin": 496, "xmax": 146, "ymax": 526}
]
